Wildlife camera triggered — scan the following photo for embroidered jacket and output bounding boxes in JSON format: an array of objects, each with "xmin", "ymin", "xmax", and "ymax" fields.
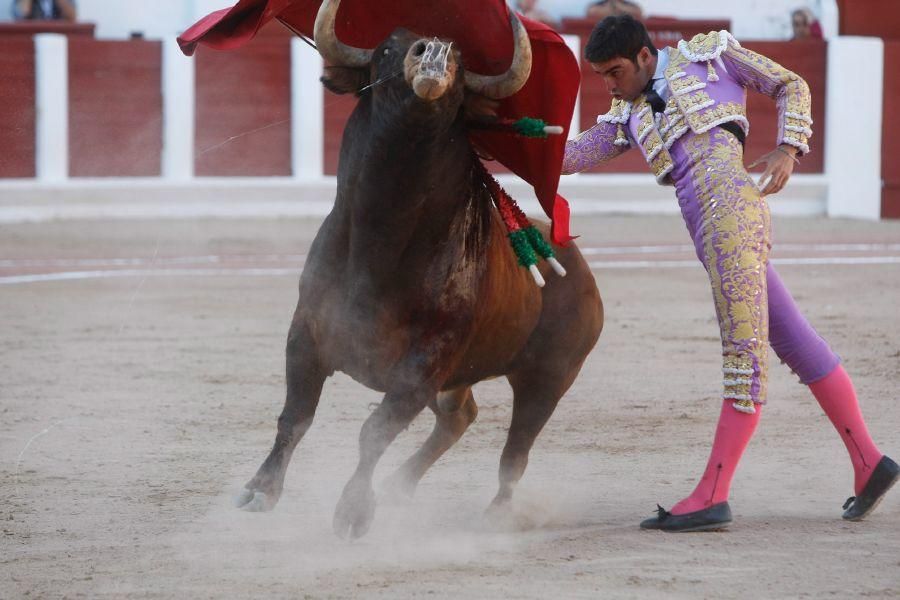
[{"xmin": 562, "ymin": 30, "xmax": 813, "ymax": 183}]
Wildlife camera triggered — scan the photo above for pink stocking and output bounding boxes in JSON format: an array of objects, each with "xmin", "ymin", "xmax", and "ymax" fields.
[
  {"xmin": 670, "ymin": 400, "xmax": 761, "ymax": 515},
  {"xmin": 809, "ymin": 364, "xmax": 883, "ymax": 494}
]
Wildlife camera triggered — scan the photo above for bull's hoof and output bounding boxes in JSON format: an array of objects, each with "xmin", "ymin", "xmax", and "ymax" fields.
[
  {"xmin": 379, "ymin": 470, "xmax": 417, "ymax": 503},
  {"xmin": 484, "ymin": 499, "xmax": 511, "ymax": 524},
  {"xmin": 333, "ymin": 481, "xmax": 376, "ymax": 540},
  {"xmin": 234, "ymin": 488, "xmax": 277, "ymax": 512},
  {"xmin": 483, "ymin": 497, "xmax": 527, "ymax": 531}
]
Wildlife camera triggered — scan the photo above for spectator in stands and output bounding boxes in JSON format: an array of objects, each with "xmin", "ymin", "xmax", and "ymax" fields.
[
  {"xmin": 514, "ymin": 0, "xmax": 558, "ymax": 28},
  {"xmin": 11, "ymin": 0, "xmax": 76, "ymax": 21},
  {"xmin": 587, "ymin": 0, "xmax": 643, "ymax": 21},
  {"xmin": 791, "ymin": 7, "xmax": 824, "ymax": 40}
]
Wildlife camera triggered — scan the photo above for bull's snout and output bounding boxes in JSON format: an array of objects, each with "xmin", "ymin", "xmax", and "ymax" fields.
[{"xmin": 406, "ymin": 38, "xmax": 456, "ymax": 101}]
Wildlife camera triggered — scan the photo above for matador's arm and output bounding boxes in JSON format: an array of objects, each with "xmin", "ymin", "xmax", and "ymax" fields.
[
  {"xmin": 720, "ymin": 43, "xmax": 813, "ymax": 155},
  {"xmin": 562, "ymin": 120, "xmax": 630, "ymax": 174}
]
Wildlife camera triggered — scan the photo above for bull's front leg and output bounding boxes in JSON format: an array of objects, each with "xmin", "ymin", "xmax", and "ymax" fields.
[
  {"xmin": 333, "ymin": 384, "xmax": 433, "ymax": 539},
  {"xmin": 235, "ymin": 318, "xmax": 328, "ymax": 512}
]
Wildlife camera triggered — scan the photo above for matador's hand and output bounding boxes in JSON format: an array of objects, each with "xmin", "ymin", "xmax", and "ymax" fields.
[{"xmin": 748, "ymin": 145, "xmax": 799, "ymax": 196}]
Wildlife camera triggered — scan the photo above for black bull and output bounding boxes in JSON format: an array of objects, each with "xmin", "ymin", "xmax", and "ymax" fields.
[{"xmin": 234, "ymin": 2, "xmax": 603, "ymax": 539}]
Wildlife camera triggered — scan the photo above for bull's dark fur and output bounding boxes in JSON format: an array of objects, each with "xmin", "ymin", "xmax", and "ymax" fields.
[{"xmin": 236, "ymin": 29, "xmax": 603, "ymax": 538}]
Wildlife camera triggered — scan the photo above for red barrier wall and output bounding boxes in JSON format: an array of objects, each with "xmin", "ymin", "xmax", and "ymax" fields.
[
  {"xmin": 194, "ymin": 25, "xmax": 292, "ymax": 177},
  {"xmin": 883, "ymin": 41, "xmax": 900, "ymax": 218},
  {"xmin": 837, "ymin": 0, "xmax": 900, "ymax": 38},
  {"xmin": 68, "ymin": 39, "xmax": 162, "ymax": 177},
  {"xmin": 561, "ymin": 17, "xmax": 731, "ymax": 47},
  {"xmin": 0, "ymin": 22, "xmax": 94, "ymax": 38},
  {"xmin": 0, "ymin": 39, "xmax": 36, "ymax": 178}
]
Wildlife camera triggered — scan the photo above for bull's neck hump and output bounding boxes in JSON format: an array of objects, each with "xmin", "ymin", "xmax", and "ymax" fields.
[
  {"xmin": 340, "ymin": 115, "xmax": 475, "ymax": 218},
  {"xmin": 335, "ymin": 115, "xmax": 488, "ymax": 285}
]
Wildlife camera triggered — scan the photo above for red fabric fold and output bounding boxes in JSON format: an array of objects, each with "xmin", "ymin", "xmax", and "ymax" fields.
[{"xmin": 178, "ymin": 0, "xmax": 580, "ymax": 245}]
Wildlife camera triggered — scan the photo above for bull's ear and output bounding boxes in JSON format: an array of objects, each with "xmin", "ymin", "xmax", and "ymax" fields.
[
  {"xmin": 464, "ymin": 93, "xmax": 500, "ymax": 119},
  {"xmin": 321, "ymin": 66, "xmax": 370, "ymax": 96}
]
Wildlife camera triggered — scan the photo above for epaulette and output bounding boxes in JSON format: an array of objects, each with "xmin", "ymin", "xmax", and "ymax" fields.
[
  {"xmin": 597, "ymin": 98, "xmax": 631, "ymax": 125},
  {"xmin": 677, "ymin": 30, "xmax": 741, "ymax": 63},
  {"xmin": 597, "ymin": 99, "xmax": 632, "ymax": 147}
]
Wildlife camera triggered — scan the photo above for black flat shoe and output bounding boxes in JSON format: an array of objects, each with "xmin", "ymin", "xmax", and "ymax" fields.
[
  {"xmin": 640, "ymin": 502, "xmax": 732, "ymax": 532},
  {"xmin": 842, "ymin": 455, "xmax": 900, "ymax": 521}
]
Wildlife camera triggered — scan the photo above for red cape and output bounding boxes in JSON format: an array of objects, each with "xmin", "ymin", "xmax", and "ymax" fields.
[{"xmin": 179, "ymin": 0, "xmax": 580, "ymax": 245}]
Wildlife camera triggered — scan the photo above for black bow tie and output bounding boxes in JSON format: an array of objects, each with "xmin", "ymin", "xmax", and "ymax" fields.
[{"xmin": 643, "ymin": 79, "xmax": 666, "ymax": 114}]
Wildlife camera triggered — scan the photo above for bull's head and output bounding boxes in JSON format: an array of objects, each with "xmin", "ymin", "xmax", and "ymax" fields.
[{"xmin": 314, "ymin": 0, "xmax": 532, "ymax": 110}]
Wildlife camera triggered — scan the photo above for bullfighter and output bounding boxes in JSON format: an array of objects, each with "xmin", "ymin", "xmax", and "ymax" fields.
[{"xmin": 563, "ymin": 15, "xmax": 898, "ymax": 531}]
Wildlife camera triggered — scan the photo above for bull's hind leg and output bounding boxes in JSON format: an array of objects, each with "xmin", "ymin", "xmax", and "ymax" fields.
[
  {"xmin": 487, "ymin": 364, "xmax": 584, "ymax": 518},
  {"xmin": 382, "ymin": 386, "xmax": 478, "ymax": 498},
  {"xmin": 333, "ymin": 386, "xmax": 432, "ymax": 539},
  {"xmin": 235, "ymin": 318, "xmax": 328, "ymax": 512},
  {"xmin": 487, "ymin": 237, "xmax": 602, "ymax": 521}
]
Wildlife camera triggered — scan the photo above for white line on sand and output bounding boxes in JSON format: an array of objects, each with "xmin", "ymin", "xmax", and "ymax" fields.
[
  {"xmin": 0, "ymin": 268, "xmax": 299, "ymax": 285},
  {"xmin": 580, "ymin": 243, "xmax": 900, "ymax": 255},
  {"xmin": 588, "ymin": 256, "xmax": 900, "ymax": 269},
  {"xmin": 2, "ymin": 255, "xmax": 900, "ymax": 285},
  {"xmin": 2, "ymin": 242, "xmax": 899, "ymax": 269}
]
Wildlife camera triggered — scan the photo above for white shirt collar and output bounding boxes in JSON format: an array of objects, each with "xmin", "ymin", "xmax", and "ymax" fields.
[
  {"xmin": 652, "ymin": 49, "xmax": 671, "ymax": 100},
  {"xmin": 653, "ymin": 49, "xmax": 669, "ymax": 80}
]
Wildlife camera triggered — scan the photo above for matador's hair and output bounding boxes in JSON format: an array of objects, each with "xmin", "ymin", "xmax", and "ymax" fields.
[{"xmin": 584, "ymin": 14, "xmax": 657, "ymax": 64}]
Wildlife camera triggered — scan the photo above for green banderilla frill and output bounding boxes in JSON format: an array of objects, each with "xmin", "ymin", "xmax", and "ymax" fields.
[
  {"xmin": 508, "ymin": 229, "xmax": 539, "ymax": 267},
  {"xmin": 512, "ymin": 117, "xmax": 552, "ymax": 138},
  {"xmin": 475, "ymin": 157, "xmax": 566, "ymax": 286},
  {"xmin": 523, "ymin": 225, "xmax": 555, "ymax": 259}
]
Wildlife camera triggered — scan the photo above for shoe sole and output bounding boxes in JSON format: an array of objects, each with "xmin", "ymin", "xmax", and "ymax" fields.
[
  {"xmin": 844, "ymin": 474, "xmax": 898, "ymax": 521},
  {"xmin": 674, "ymin": 520, "xmax": 732, "ymax": 532},
  {"xmin": 642, "ymin": 519, "xmax": 733, "ymax": 532}
]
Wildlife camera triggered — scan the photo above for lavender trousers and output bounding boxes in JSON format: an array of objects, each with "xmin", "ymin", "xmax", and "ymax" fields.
[{"xmin": 668, "ymin": 128, "xmax": 839, "ymax": 411}]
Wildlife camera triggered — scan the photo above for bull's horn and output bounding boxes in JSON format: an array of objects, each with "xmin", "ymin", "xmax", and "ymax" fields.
[
  {"xmin": 464, "ymin": 10, "xmax": 532, "ymax": 99},
  {"xmin": 314, "ymin": 0, "xmax": 373, "ymax": 67}
]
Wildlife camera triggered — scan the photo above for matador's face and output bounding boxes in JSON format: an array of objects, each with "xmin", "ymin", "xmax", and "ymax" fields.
[{"xmin": 590, "ymin": 46, "xmax": 655, "ymax": 102}]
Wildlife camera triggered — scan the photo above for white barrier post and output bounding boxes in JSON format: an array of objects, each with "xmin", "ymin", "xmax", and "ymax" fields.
[
  {"xmin": 34, "ymin": 34, "xmax": 68, "ymax": 182},
  {"xmin": 825, "ymin": 37, "xmax": 884, "ymax": 219},
  {"xmin": 562, "ymin": 34, "xmax": 581, "ymax": 141},
  {"xmin": 162, "ymin": 37, "xmax": 195, "ymax": 181},
  {"xmin": 292, "ymin": 37, "xmax": 324, "ymax": 180}
]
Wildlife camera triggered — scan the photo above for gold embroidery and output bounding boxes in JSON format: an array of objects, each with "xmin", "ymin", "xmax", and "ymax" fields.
[
  {"xmin": 665, "ymin": 46, "xmax": 690, "ymax": 75},
  {"xmin": 598, "ymin": 98, "xmax": 632, "ymax": 125},
  {"xmin": 661, "ymin": 124, "xmax": 690, "ymax": 150},
  {"xmin": 677, "ymin": 90, "xmax": 715, "ymax": 113},
  {"xmin": 562, "ymin": 121, "xmax": 628, "ymax": 174},
  {"xmin": 659, "ymin": 113, "xmax": 684, "ymax": 136},
  {"xmin": 670, "ymin": 74, "xmax": 705, "ymax": 95},
  {"xmin": 635, "ymin": 98, "xmax": 654, "ymax": 142},
  {"xmin": 682, "ymin": 129, "xmax": 771, "ymax": 406},
  {"xmin": 720, "ymin": 43, "xmax": 812, "ymax": 153},
  {"xmin": 686, "ymin": 101, "xmax": 748, "ymax": 134},
  {"xmin": 637, "ymin": 119, "xmax": 654, "ymax": 143},
  {"xmin": 632, "ymin": 97, "xmax": 675, "ymax": 181},
  {"xmin": 679, "ymin": 31, "xmax": 731, "ymax": 62},
  {"xmin": 649, "ymin": 150, "xmax": 674, "ymax": 182}
]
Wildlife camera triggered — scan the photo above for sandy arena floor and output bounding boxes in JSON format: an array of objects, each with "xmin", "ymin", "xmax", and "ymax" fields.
[{"xmin": 2, "ymin": 214, "xmax": 899, "ymax": 599}]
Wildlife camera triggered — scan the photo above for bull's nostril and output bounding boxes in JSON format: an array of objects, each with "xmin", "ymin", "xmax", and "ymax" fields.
[{"xmin": 413, "ymin": 42, "xmax": 426, "ymax": 57}]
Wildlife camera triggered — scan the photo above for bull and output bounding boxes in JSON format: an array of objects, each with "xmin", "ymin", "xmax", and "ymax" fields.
[{"xmin": 234, "ymin": 0, "xmax": 604, "ymax": 539}]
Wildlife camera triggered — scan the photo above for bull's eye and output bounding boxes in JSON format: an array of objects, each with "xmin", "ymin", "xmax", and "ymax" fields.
[{"xmin": 413, "ymin": 42, "xmax": 426, "ymax": 57}]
